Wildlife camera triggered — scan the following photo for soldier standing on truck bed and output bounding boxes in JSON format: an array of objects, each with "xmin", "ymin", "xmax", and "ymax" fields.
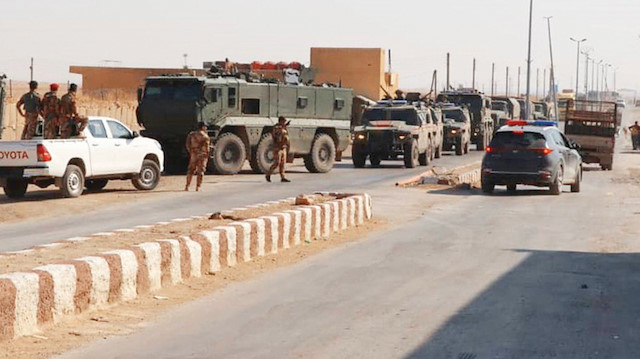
[
  {"xmin": 266, "ymin": 116, "xmax": 291, "ymax": 183},
  {"xmin": 59, "ymin": 83, "xmax": 88, "ymax": 138},
  {"xmin": 185, "ymin": 122, "xmax": 211, "ymax": 191},
  {"xmin": 41, "ymin": 83, "xmax": 60, "ymax": 139},
  {"xmin": 16, "ymin": 81, "xmax": 41, "ymax": 140}
]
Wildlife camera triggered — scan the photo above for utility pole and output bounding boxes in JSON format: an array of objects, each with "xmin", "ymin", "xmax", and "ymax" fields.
[
  {"xmin": 446, "ymin": 53, "xmax": 450, "ymax": 91},
  {"xmin": 544, "ymin": 16, "xmax": 558, "ymax": 121},
  {"xmin": 30, "ymin": 58, "xmax": 34, "ymax": 82},
  {"xmin": 543, "ymin": 68, "xmax": 547, "ymax": 99},
  {"xmin": 506, "ymin": 66, "xmax": 509, "ymax": 96},
  {"xmin": 472, "ymin": 58, "xmax": 476, "ymax": 90},
  {"xmin": 491, "ymin": 62, "xmax": 495, "ymax": 96},
  {"xmin": 524, "ymin": 0, "xmax": 533, "ymax": 120},
  {"xmin": 570, "ymin": 37, "xmax": 587, "ymax": 98},
  {"xmin": 536, "ymin": 68, "xmax": 539, "ymax": 99},
  {"xmin": 596, "ymin": 60, "xmax": 602, "ymax": 101},
  {"xmin": 591, "ymin": 58, "xmax": 595, "ymax": 97},
  {"xmin": 183, "ymin": 54, "xmax": 188, "ymax": 69},
  {"xmin": 517, "ymin": 66, "xmax": 521, "ymax": 97}
]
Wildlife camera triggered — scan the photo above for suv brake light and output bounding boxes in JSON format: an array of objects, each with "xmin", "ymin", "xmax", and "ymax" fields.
[
  {"xmin": 531, "ymin": 148, "xmax": 553, "ymax": 155},
  {"xmin": 37, "ymin": 144, "xmax": 52, "ymax": 162}
]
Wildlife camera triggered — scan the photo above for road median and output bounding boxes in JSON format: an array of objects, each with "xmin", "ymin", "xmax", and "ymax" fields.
[{"xmin": 0, "ymin": 193, "xmax": 372, "ymax": 341}]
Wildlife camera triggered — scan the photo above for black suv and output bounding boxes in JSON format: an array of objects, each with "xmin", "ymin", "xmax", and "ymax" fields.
[{"xmin": 481, "ymin": 121, "xmax": 582, "ymax": 195}]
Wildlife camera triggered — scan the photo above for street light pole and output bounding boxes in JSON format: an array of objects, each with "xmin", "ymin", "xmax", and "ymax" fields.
[
  {"xmin": 544, "ymin": 16, "xmax": 558, "ymax": 121},
  {"xmin": 569, "ymin": 37, "xmax": 587, "ymax": 98},
  {"xmin": 524, "ymin": 0, "xmax": 534, "ymax": 120}
]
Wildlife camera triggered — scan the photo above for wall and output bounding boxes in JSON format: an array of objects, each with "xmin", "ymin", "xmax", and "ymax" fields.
[
  {"xmin": 310, "ymin": 48, "xmax": 398, "ymax": 101},
  {"xmin": 69, "ymin": 66, "xmax": 206, "ymax": 93}
]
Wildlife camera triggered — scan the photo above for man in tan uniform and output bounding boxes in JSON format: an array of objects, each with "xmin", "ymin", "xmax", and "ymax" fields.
[
  {"xmin": 16, "ymin": 81, "xmax": 41, "ymax": 140},
  {"xmin": 59, "ymin": 83, "xmax": 88, "ymax": 138},
  {"xmin": 41, "ymin": 83, "xmax": 60, "ymax": 139},
  {"xmin": 185, "ymin": 122, "xmax": 211, "ymax": 191},
  {"xmin": 266, "ymin": 116, "xmax": 291, "ymax": 183}
]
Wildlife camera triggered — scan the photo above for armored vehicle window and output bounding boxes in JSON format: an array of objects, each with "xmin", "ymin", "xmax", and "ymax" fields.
[
  {"xmin": 335, "ymin": 98, "xmax": 345, "ymax": 110},
  {"xmin": 228, "ymin": 88, "xmax": 237, "ymax": 108},
  {"xmin": 241, "ymin": 99, "xmax": 260, "ymax": 115},
  {"xmin": 144, "ymin": 80, "xmax": 201, "ymax": 101},
  {"xmin": 420, "ymin": 112, "xmax": 428, "ymax": 125},
  {"xmin": 443, "ymin": 109, "xmax": 467, "ymax": 123},
  {"xmin": 297, "ymin": 97, "xmax": 308, "ymax": 109},
  {"xmin": 204, "ymin": 88, "xmax": 218, "ymax": 103},
  {"xmin": 88, "ymin": 120, "xmax": 107, "ymax": 139},
  {"xmin": 362, "ymin": 108, "xmax": 419, "ymax": 126}
]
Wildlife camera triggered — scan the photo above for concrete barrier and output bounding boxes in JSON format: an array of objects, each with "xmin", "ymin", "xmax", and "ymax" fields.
[{"xmin": 0, "ymin": 193, "xmax": 372, "ymax": 341}]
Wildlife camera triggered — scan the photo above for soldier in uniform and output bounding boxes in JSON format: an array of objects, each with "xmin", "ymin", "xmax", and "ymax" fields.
[
  {"xmin": 395, "ymin": 89, "xmax": 406, "ymax": 100},
  {"xmin": 41, "ymin": 83, "xmax": 60, "ymax": 139},
  {"xmin": 59, "ymin": 83, "xmax": 88, "ymax": 138},
  {"xmin": 16, "ymin": 81, "xmax": 41, "ymax": 140},
  {"xmin": 185, "ymin": 122, "xmax": 211, "ymax": 191},
  {"xmin": 265, "ymin": 116, "xmax": 291, "ymax": 183}
]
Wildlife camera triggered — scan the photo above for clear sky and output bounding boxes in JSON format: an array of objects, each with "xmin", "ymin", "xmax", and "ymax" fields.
[{"xmin": 1, "ymin": 0, "xmax": 638, "ymax": 94}]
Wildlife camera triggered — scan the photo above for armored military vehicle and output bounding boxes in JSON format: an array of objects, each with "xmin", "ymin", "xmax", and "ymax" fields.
[
  {"xmin": 436, "ymin": 90, "xmax": 494, "ymax": 150},
  {"xmin": 441, "ymin": 105, "xmax": 471, "ymax": 155},
  {"xmin": 490, "ymin": 100, "xmax": 510, "ymax": 130},
  {"xmin": 351, "ymin": 100, "xmax": 439, "ymax": 168},
  {"xmin": 137, "ymin": 75, "xmax": 353, "ymax": 174},
  {"xmin": 0, "ymin": 74, "xmax": 6, "ymax": 139}
]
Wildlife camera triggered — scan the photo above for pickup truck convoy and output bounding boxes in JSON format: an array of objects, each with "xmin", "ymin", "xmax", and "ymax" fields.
[
  {"xmin": 564, "ymin": 100, "xmax": 618, "ymax": 170},
  {"xmin": 0, "ymin": 117, "xmax": 164, "ymax": 198}
]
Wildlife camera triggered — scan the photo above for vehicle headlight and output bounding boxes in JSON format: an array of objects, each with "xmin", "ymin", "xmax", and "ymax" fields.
[
  {"xmin": 355, "ymin": 133, "xmax": 366, "ymax": 141},
  {"xmin": 451, "ymin": 129, "xmax": 458, "ymax": 134},
  {"xmin": 398, "ymin": 133, "xmax": 408, "ymax": 140}
]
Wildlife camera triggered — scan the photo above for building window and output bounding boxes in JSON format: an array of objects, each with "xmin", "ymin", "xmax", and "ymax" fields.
[{"xmin": 241, "ymin": 99, "xmax": 260, "ymax": 115}]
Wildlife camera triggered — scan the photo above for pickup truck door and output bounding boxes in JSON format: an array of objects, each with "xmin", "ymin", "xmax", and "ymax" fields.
[
  {"xmin": 106, "ymin": 120, "xmax": 141, "ymax": 174},
  {"xmin": 87, "ymin": 119, "xmax": 114, "ymax": 176}
]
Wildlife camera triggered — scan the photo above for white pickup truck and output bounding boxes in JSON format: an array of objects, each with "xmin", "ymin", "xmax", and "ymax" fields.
[{"xmin": 0, "ymin": 116, "xmax": 164, "ymax": 199}]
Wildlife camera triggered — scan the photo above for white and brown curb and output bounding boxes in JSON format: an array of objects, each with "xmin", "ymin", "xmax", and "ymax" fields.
[{"xmin": 0, "ymin": 193, "xmax": 372, "ymax": 341}]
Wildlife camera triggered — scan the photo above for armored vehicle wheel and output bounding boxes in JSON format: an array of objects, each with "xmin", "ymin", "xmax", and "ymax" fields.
[
  {"xmin": 132, "ymin": 159, "xmax": 161, "ymax": 191},
  {"xmin": 369, "ymin": 154, "xmax": 381, "ymax": 167},
  {"xmin": 476, "ymin": 132, "xmax": 486, "ymax": 151},
  {"xmin": 304, "ymin": 134, "xmax": 336, "ymax": 173},
  {"xmin": 250, "ymin": 133, "xmax": 275, "ymax": 174},
  {"xmin": 85, "ymin": 179, "xmax": 109, "ymax": 191},
  {"xmin": 419, "ymin": 138, "xmax": 431, "ymax": 166},
  {"xmin": 507, "ymin": 184, "xmax": 517, "ymax": 192},
  {"xmin": 212, "ymin": 133, "xmax": 246, "ymax": 175},
  {"xmin": 404, "ymin": 139, "xmax": 419, "ymax": 168},
  {"xmin": 352, "ymin": 152, "xmax": 367, "ymax": 168},
  {"xmin": 464, "ymin": 140, "xmax": 470, "ymax": 154},
  {"xmin": 455, "ymin": 138, "xmax": 463, "ymax": 156},
  {"xmin": 435, "ymin": 139, "xmax": 443, "ymax": 159},
  {"xmin": 61, "ymin": 164, "xmax": 85, "ymax": 198},
  {"xmin": 3, "ymin": 179, "xmax": 28, "ymax": 199}
]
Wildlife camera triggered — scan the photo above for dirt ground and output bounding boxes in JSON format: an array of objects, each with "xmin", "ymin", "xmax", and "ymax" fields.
[
  {"xmin": 0, "ymin": 217, "xmax": 386, "ymax": 359},
  {"xmin": 0, "ymin": 194, "xmax": 336, "ymax": 274}
]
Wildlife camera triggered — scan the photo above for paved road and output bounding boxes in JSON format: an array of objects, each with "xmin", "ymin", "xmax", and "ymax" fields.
[
  {"xmin": 0, "ymin": 151, "xmax": 482, "ymax": 252},
  {"xmin": 55, "ymin": 113, "xmax": 640, "ymax": 358}
]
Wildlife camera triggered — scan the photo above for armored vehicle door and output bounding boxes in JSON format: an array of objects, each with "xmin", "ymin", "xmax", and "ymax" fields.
[
  {"xmin": 202, "ymin": 86, "xmax": 223, "ymax": 123},
  {"xmin": 418, "ymin": 111, "xmax": 429, "ymax": 151}
]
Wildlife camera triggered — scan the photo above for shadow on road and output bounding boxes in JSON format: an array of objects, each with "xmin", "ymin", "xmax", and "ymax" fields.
[
  {"xmin": 426, "ymin": 186, "xmax": 565, "ymax": 197},
  {"xmin": 405, "ymin": 249, "xmax": 640, "ymax": 359}
]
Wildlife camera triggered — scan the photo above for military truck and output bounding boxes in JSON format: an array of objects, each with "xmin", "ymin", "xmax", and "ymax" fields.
[
  {"xmin": 441, "ymin": 105, "xmax": 471, "ymax": 155},
  {"xmin": 137, "ymin": 75, "xmax": 353, "ymax": 175},
  {"xmin": 351, "ymin": 100, "xmax": 439, "ymax": 168},
  {"xmin": 0, "ymin": 74, "xmax": 6, "ymax": 140},
  {"xmin": 490, "ymin": 100, "xmax": 510, "ymax": 130},
  {"xmin": 436, "ymin": 90, "xmax": 494, "ymax": 150}
]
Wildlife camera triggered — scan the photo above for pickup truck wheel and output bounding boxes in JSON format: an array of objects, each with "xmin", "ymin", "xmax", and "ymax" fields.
[
  {"xmin": 404, "ymin": 139, "xmax": 419, "ymax": 168},
  {"xmin": 369, "ymin": 154, "xmax": 381, "ymax": 167},
  {"xmin": 352, "ymin": 152, "xmax": 367, "ymax": 168},
  {"xmin": 132, "ymin": 160, "xmax": 160, "ymax": 191},
  {"xmin": 85, "ymin": 179, "xmax": 109, "ymax": 191},
  {"xmin": 3, "ymin": 179, "xmax": 28, "ymax": 199},
  {"xmin": 250, "ymin": 133, "xmax": 275, "ymax": 174},
  {"xmin": 304, "ymin": 134, "xmax": 336, "ymax": 173},
  {"xmin": 61, "ymin": 165, "xmax": 84, "ymax": 198},
  {"xmin": 212, "ymin": 133, "xmax": 246, "ymax": 175}
]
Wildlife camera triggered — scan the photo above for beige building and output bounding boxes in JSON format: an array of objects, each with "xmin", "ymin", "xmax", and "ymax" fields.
[
  {"xmin": 69, "ymin": 66, "xmax": 205, "ymax": 93},
  {"xmin": 310, "ymin": 47, "xmax": 398, "ymax": 101}
]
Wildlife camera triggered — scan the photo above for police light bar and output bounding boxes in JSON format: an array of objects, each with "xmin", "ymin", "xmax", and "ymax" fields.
[{"xmin": 506, "ymin": 120, "xmax": 558, "ymax": 127}]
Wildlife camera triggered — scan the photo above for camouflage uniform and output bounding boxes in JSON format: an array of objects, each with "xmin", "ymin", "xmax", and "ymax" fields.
[
  {"xmin": 17, "ymin": 91, "xmax": 41, "ymax": 140},
  {"xmin": 266, "ymin": 122, "xmax": 290, "ymax": 182},
  {"xmin": 41, "ymin": 91, "xmax": 60, "ymax": 139},
  {"xmin": 185, "ymin": 129, "xmax": 211, "ymax": 191},
  {"xmin": 59, "ymin": 92, "xmax": 88, "ymax": 138}
]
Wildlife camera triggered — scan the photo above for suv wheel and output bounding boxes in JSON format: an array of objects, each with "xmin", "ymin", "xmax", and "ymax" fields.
[
  {"xmin": 549, "ymin": 166, "xmax": 563, "ymax": 195},
  {"xmin": 570, "ymin": 165, "xmax": 581, "ymax": 193},
  {"xmin": 404, "ymin": 139, "xmax": 419, "ymax": 168}
]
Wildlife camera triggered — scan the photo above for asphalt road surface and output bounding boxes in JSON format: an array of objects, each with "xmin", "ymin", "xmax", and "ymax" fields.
[
  {"xmin": 55, "ymin": 111, "xmax": 640, "ymax": 358},
  {"xmin": 0, "ymin": 150, "xmax": 482, "ymax": 252}
]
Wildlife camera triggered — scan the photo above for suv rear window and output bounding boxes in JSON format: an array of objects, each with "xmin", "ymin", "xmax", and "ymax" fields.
[{"xmin": 490, "ymin": 131, "xmax": 547, "ymax": 149}]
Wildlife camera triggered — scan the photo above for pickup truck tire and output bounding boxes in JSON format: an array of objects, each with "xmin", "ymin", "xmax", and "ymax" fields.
[
  {"xmin": 85, "ymin": 179, "xmax": 109, "ymax": 191},
  {"xmin": 212, "ymin": 133, "xmax": 246, "ymax": 175},
  {"xmin": 352, "ymin": 152, "xmax": 366, "ymax": 168},
  {"xmin": 304, "ymin": 134, "xmax": 335, "ymax": 173},
  {"xmin": 3, "ymin": 179, "xmax": 28, "ymax": 199},
  {"xmin": 132, "ymin": 160, "xmax": 160, "ymax": 191},
  {"xmin": 61, "ymin": 164, "xmax": 85, "ymax": 198},
  {"xmin": 404, "ymin": 139, "xmax": 419, "ymax": 168},
  {"xmin": 250, "ymin": 133, "xmax": 275, "ymax": 174}
]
